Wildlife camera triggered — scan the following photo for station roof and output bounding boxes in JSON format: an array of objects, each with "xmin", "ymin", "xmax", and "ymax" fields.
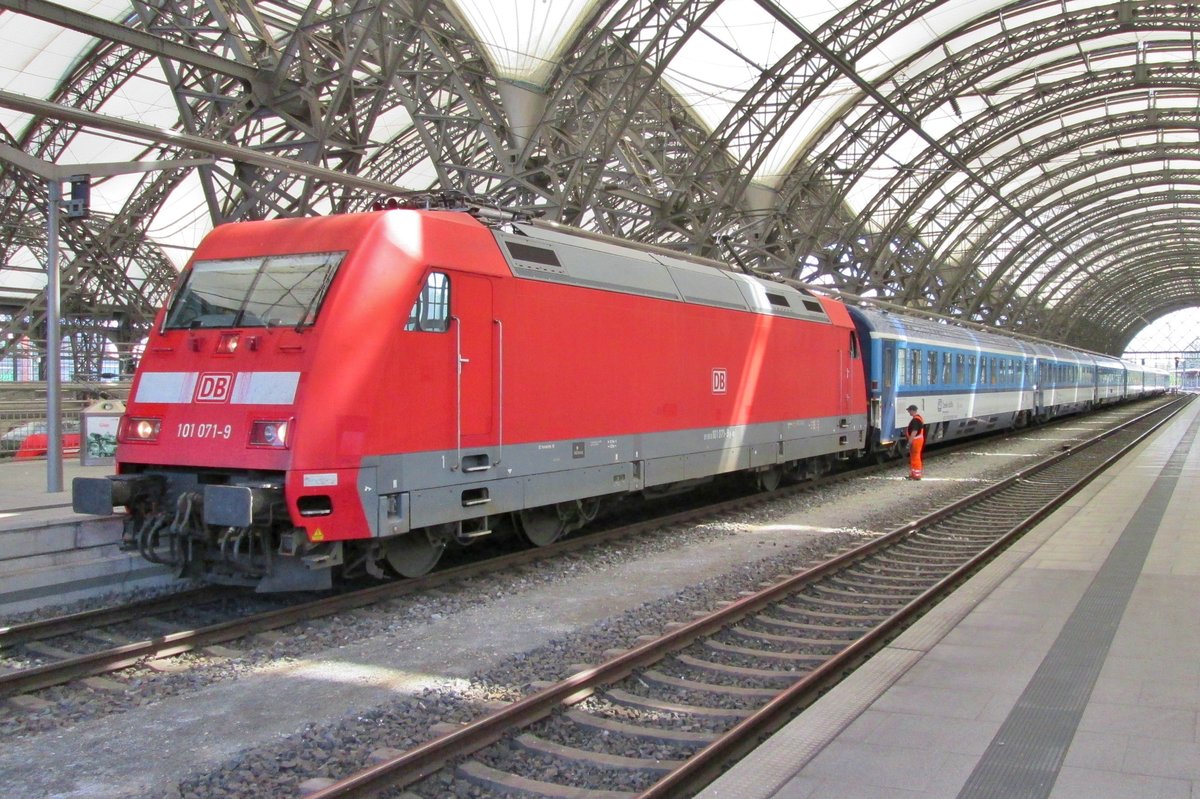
[{"xmin": 1, "ymin": 0, "xmax": 1198, "ymax": 355}]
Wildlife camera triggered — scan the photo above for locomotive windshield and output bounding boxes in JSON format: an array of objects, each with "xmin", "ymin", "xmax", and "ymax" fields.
[{"xmin": 163, "ymin": 251, "xmax": 345, "ymax": 330}]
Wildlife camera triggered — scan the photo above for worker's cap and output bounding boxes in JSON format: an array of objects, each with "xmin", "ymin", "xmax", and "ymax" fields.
[{"xmin": 906, "ymin": 404, "xmax": 919, "ymax": 411}]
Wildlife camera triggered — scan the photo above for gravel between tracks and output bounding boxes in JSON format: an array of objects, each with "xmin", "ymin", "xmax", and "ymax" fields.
[{"xmin": 0, "ymin": 419, "xmax": 1110, "ymax": 798}]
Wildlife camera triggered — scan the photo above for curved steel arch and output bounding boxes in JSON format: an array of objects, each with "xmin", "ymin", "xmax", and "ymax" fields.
[
  {"xmin": 883, "ymin": 88, "xmax": 1200, "ymax": 290},
  {"xmin": 907, "ymin": 86, "xmax": 1200, "ymax": 310},
  {"xmin": 1025, "ymin": 210, "xmax": 1200, "ymax": 319},
  {"xmin": 970, "ymin": 154, "xmax": 1200, "ymax": 312},
  {"xmin": 658, "ymin": 0, "xmax": 943, "ymax": 247},
  {"xmin": 980, "ymin": 178, "xmax": 1200, "ymax": 316},
  {"xmin": 907, "ymin": 103, "xmax": 1200, "ymax": 314},
  {"xmin": 778, "ymin": 1, "xmax": 1200, "ymax": 348},
  {"xmin": 804, "ymin": 1, "xmax": 1154, "ymax": 230},
  {"xmin": 1058, "ymin": 254, "xmax": 1200, "ymax": 350}
]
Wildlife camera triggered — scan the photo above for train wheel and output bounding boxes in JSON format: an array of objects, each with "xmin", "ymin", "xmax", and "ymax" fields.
[
  {"xmin": 384, "ymin": 528, "xmax": 447, "ymax": 578},
  {"xmin": 756, "ymin": 466, "xmax": 783, "ymax": 492},
  {"xmin": 519, "ymin": 506, "xmax": 565, "ymax": 547}
]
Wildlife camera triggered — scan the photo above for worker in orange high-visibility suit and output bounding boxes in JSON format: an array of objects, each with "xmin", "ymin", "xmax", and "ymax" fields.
[{"xmin": 905, "ymin": 404, "xmax": 925, "ymax": 480}]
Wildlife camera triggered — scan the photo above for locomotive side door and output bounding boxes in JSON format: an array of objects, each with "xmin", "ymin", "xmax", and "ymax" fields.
[
  {"xmin": 839, "ymin": 330, "xmax": 858, "ymax": 415},
  {"xmin": 451, "ymin": 273, "xmax": 498, "ymax": 463}
]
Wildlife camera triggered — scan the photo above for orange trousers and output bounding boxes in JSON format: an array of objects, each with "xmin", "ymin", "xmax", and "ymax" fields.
[{"xmin": 908, "ymin": 436, "xmax": 924, "ymax": 479}]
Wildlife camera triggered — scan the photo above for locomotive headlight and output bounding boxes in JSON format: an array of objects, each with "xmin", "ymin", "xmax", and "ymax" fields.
[
  {"xmin": 120, "ymin": 416, "xmax": 161, "ymax": 442},
  {"xmin": 250, "ymin": 419, "xmax": 290, "ymax": 448},
  {"xmin": 217, "ymin": 332, "xmax": 240, "ymax": 354}
]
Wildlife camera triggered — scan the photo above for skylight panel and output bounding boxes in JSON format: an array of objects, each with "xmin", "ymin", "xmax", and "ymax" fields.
[
  {"xmin": 788, "ymin": 0, "xmax": 847, "ymax": 30},
  {"xmin": 57, "ymin": 129, "xmax": 144, "ymax": 166},
  {"xmin": 94, "ymin": 63, "xmax": 178, "ymax": 130},
  {"xmin": 367, "ymin": 104, "xmax": 415, "ymax": 146},
  {"xmin": 446, "ymin": 0, "xmax": 601, "ymax": 86},
  {"xmin": 843, "ymin": 167, "xmax": 891, "ymax": 224},
  {"xmin": 857, "ymin": 0, "xmax": 1007, "ymax": 82},
  {"xmin": 0, "ymin": 16, "xmax": 88, "ymax": 96},
  {"xmin": 662, "ymin": 0, "xmax": 802, "ymax": 150},
  {"xmin": 757, "ymin": 74, "xmax": 860, "ymax": 181},
  {"xmin": 145, "ymin": 170, "xmax": 211, "ymax": 269}
]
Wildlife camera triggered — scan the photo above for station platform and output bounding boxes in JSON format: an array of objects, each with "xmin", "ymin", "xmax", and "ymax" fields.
[
  {"xmin": 701, "ymin": 397, "xmax": 1200, "ymax": 799},
  {"xmin": 0, "ymin": 457, "xmax": 174, "ymax": 615}
]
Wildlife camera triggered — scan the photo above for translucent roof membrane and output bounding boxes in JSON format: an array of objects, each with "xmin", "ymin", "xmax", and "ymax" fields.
[
  {"xmin": 447, "ymin": 0, "xmax": 605, "ymax": 86},
  {"xmin": 1125, "ymin": 308, "xmax": 1200, "ymax": 353},
  {"xmin": 657, "ymin": 0, "xmax": 810, "ymax": 175},
  {"xmin": 0, "ymin": 0, "xmax": 129, "ymax": 134}
]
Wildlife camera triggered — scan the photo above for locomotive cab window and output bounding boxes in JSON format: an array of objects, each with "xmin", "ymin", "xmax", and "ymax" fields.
[
  {"xmin": 164, "ymin": 251, "xmax": 345, "ymax": 330},
  {"xmin": 405, "ymin": 272, "xmax": 450, "ymax": 332}
]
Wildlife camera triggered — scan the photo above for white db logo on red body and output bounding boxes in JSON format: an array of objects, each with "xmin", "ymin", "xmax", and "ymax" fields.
[
  {"xmin": 195, "ymin": 373, "xmax": 234, "ymax": 403},
  {"xmin": 712, "ymin": 368, "xmax": 728, "ymax": 395}
]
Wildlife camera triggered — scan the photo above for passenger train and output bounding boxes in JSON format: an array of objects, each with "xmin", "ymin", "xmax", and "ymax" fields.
[{"xmin": 72, "ymin": 200, "xmax": 1169, "ymax": 591}]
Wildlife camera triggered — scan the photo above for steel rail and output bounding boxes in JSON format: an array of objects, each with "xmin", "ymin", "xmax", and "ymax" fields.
[
  {"xmin": 302, "ymin": 395, "xmax": 1190, "ymax": 799},
  {"xmin": 0, "ymin": 586, "xmax": 237, "ymax": 647},
  {"xmin": 638, "ymin": 394, "xmax": 1192, "ymax": 797},
  {"xmin": 0, "ymin": 467, "xmax": 839, "ymax": 699}
]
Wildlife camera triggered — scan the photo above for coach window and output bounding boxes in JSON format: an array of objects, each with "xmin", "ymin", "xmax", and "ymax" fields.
[
  {"xmin": 928, "ymin": 350, "xmax": 938, "ymax": 385},
  {"xmin": 405, "ymin": 272, "xmax": 450, "ymax": 332},
  {"xmin": 910, "ymin": 348, "xmax": 923, "ymax": 385},
  {"xmin": 942, "ymin": 353, "xmax": 952, "ymax": 384}
]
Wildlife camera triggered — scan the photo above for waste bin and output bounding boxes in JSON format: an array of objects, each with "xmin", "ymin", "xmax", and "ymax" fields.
[{"xmin": 80, "ymin": 399, "xmax": 125, "ymax": 466}]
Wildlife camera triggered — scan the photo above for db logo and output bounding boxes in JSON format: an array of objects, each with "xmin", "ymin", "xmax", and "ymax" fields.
[
  {"xmin": 712, "ymin": 368, "xmax": 728, "ymax": 395},
  {"xmin": 195, "ymin": 372, "xmax": 234, "ymax": 403}
]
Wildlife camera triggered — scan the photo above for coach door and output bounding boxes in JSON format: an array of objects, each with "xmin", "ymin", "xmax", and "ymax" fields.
[{"xmin": 451, "ymin": 273, "xmax": 499, "ymax": 469}]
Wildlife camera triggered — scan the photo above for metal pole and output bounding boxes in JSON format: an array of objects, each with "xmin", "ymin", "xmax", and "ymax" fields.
[
  {"xmin": 0, "ymin": 149, "xmax": 209, "ymax": 494},
  {"xmin": 46, "ymin": 179, "xmax": 62, "ymax": 493}
]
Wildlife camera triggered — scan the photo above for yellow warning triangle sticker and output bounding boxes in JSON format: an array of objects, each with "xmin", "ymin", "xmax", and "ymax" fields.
[{"xmin": 311, "ymin": 529, "xmax": 325, "ymax": 541}]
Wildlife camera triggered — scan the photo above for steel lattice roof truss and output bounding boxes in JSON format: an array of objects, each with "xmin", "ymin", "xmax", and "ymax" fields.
[{"xmin": 1, "ymin": 0, "xmax": 1199, "ymax": 366}]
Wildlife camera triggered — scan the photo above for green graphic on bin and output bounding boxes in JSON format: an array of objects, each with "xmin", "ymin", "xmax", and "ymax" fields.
[{"xmin": 81, "ymin": 400, "xmax": 125, "ymax": 466}]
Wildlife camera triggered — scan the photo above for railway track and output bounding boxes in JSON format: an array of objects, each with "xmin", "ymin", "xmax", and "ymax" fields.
[
  {"xmin": 0, "ymin": 469, "xmax": 862, "ymax": 700},
  {"xmin": 0, "ymin": 398, "xmax": 1175, "ymax": 706},
  {"xmin": 301, "ymin": 395, "xmax": 1190, "ymax": 799}
]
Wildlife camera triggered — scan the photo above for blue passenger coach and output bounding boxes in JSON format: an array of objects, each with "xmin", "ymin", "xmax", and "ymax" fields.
[
  {"xmin": 848, "ymin": 305, "xmax": 1170, "ymax": 457},
  {"xmin": 848, "ymin": 306, "xmax": 1036, "ymax": 451},
  {"xmin": 1030, "ymin": 343, "xmax": 1099, "ymax": 419}
]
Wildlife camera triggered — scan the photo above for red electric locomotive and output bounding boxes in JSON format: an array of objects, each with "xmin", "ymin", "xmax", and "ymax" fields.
[{"xmin": 74, "ymin": 201, "xmax": 868, "ymax": 590}]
